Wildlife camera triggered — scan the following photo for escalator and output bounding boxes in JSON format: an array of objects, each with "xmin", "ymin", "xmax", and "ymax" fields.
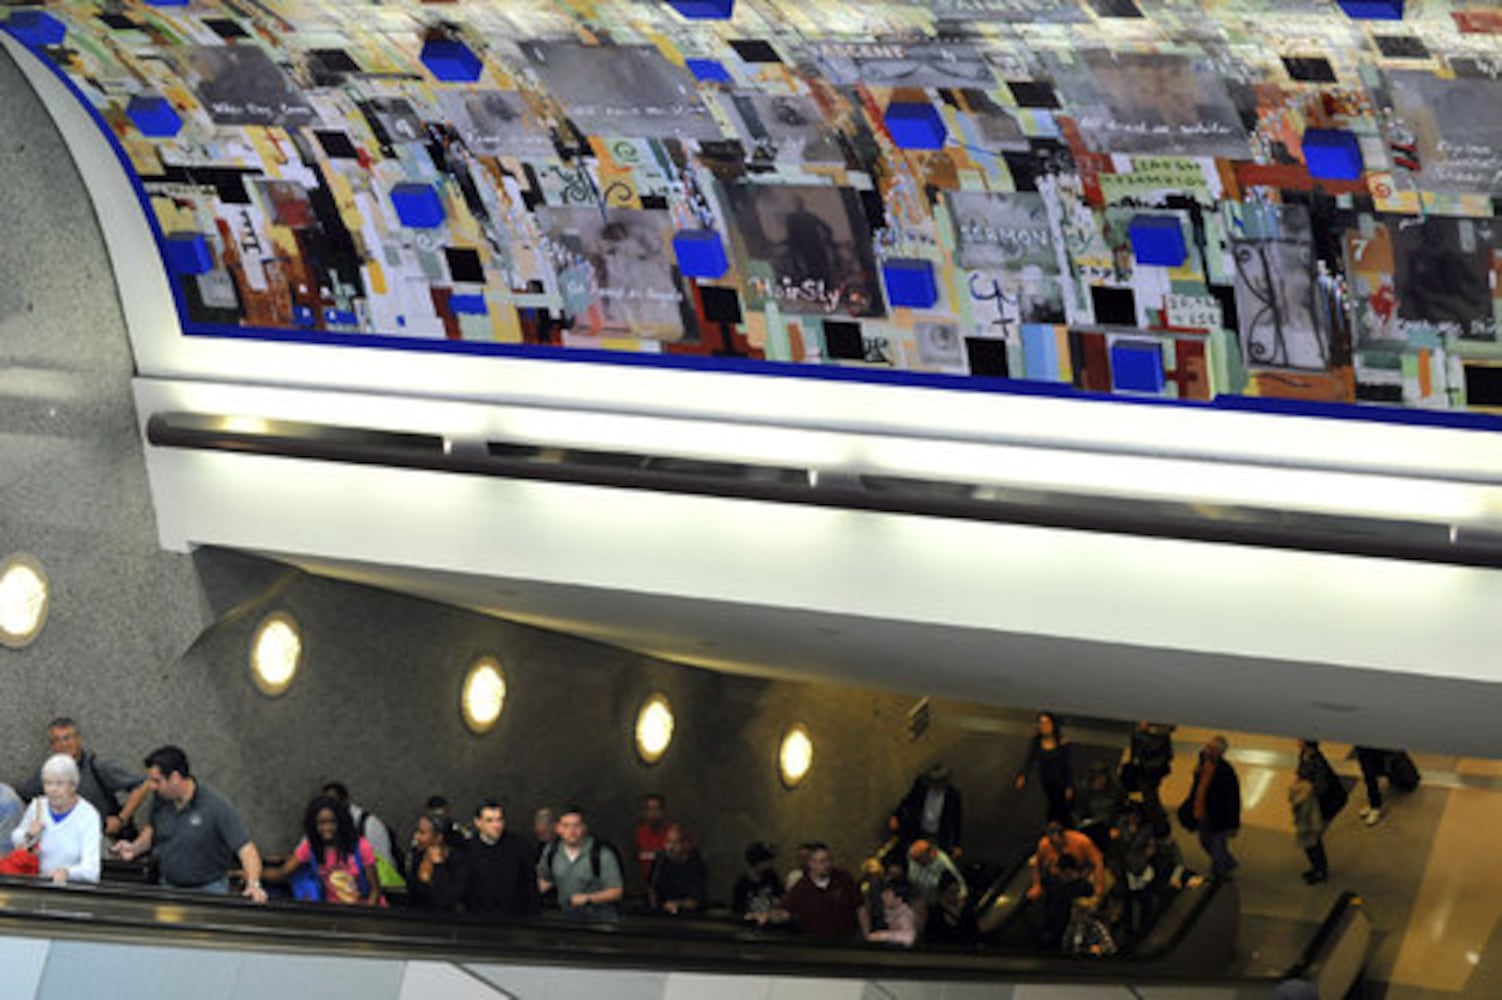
[{"xmin": 0, "ymin": 875, "xmax": 1370, "ymax": 998}]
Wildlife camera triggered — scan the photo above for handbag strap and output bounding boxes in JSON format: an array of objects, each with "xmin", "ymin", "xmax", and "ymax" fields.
[{"xmin": 22, "ymin": 797, "xmax": 44, "ymax": 849}]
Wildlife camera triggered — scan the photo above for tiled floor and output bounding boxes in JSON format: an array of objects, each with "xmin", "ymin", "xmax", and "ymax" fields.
[{"xmin": 1161, "ymin": 727, "xmax": 1502, "ymax": 997}]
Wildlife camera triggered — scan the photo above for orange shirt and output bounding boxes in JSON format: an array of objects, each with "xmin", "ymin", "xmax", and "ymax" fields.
[{"xmin": 1032, "ymin": 829, "xmax": 1105, "ymax": 898}]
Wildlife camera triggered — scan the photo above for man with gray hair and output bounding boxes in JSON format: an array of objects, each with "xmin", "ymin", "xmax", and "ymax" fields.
[
  {"xmin": 18, "ymin": 717, "xmax": 146, "ymax": 837},
  {"xmin": 1180, "ymin": 735, "xmax": 1241, "ymax": 879}
]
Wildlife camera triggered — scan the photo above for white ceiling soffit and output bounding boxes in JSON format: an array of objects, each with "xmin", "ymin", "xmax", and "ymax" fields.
[{"xmin": 275, "ymin": 551, "xmax": 1502, "ymax": 759}]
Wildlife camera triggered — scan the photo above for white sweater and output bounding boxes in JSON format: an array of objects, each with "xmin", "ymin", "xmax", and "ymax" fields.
[{"xmin": 10, "ymin": 797, "xmax": 101, "ymax": 883}]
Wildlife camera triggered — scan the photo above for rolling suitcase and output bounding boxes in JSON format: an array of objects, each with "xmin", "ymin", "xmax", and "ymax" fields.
[{"xmin": 1387, "ymin": 751, "xmax": 1421, "ymax": 792}]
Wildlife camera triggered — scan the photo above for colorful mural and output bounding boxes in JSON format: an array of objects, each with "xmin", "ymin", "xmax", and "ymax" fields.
[{"xmin": 5, "ymin": 0, "xmax": 1502, "ymax": 414}]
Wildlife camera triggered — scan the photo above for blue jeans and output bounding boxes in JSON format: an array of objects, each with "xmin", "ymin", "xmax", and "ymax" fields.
[
  {"xmin": 1198, "ymin": 829, "xmax": 1237, "ymax": 878},
  {"xmin": 166, "ymin": 877, "xmax": 230, "ymax": 895}
]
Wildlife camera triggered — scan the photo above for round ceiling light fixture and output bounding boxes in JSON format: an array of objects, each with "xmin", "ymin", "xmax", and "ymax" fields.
[
  {"xmin": 249, "ymin": 611, "xmax": 301, "ymax": 697},
  {"xmin": 462, "ymin": 657, "xmax": 506, "ymax": 734},
  {"xmin": 0, "ymin": 554, "xmax": 49, "ymax": 649},
  {"xmin": 634, "ymin": 693, "xmax": 675, "ymax": 764}
]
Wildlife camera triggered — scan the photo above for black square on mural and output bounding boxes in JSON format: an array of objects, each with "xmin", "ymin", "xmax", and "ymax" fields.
[
  {"xmin": 315, "ymin": 130, "xmax": 359, "ymax": 160},
  {"xmin": 1091, "ymin": 286, "xmax": 1137, "ymax": 327},
  {"xmin": 965, "ymin": 338, "xmax": 1010, "ymax": 377},
  {"xmin": 1355, "ymin": 382, "xmax": 1403, "ymax": 403},
  {"xmin": 1374, "ymin": 36, "xmax": 1429, "ymax": 59},
  {"xmin": 1208, "ymin": 285, "xmax": 1239, "ymax": 334},
  {"xmin": 1464, "ymin": 365, "xmax": 1502, "ymax": 406},
  {"xmin": 1007, "ymin": 80, "xmax": 1060, "ymax": 109},
  {"xmin": 1003, "ymin": 151, "xmax": 1045, "ymax": 192},
  {"xmin": 1282, "ymin": 56, "xmax": 1336, "ymax": 83},
  {"xmin": 204, "ymin": 18, "xmax": 249, "ymax": 40},
  {"xmin": 308, "ymin": 48, "xmax": 362, "ymax": 86},
  {"xmin": 700, "ymin": 286, "xmax": 742, "ymax": 324},
  {"xmin": 1088, "ymin": 0, "xmax": 1143, "ymax": 17},
  {"xmin": 445, "ymin": 247, "xmax": 485, "ymax": 284},
  {"xmin": 823, "ymin": 321, "xmax": 865, "ymax": 360},
  {"xmin": 311, "ymin": 48, "xmax": 361, "ymax": 73},
  {"xmin": 99, "ymin": 13, "xmax": 136, "ymax": 30},
  {"xmin": 730, "ymin": 39, "xmax": 781, "ymax": 64}
]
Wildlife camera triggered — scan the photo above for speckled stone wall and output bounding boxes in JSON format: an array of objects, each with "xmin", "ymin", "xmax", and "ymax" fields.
[
  {"xmin": 0, "ymin": 42, "xmax": 1040, "ymax": 894},
  {"xmin": 0, "ymin": 44, "xmax": 211, "ymax": 797}
]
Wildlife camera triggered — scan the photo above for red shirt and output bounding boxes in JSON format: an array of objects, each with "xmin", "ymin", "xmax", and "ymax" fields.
[{"xmin": 635, "ymin": 824, "xmax": 668, "ymax": 885}]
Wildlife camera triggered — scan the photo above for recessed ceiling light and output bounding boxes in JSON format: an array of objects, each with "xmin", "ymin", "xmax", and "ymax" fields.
[
  {"xmin": 462, "ymin": 657, "xmax": 506, "ymax": 733},
  {"xmin": 0, "ymin": 554, "xmax": 49, "ymax": 649},
  {"xmin": 779, "ymin": 725, "xmax": 814, "ymax": 788},
  {"xmin": 635, "ymin": 694, "xmax": 675, "ymax": 764},
  {"xmin": 250, "ymin": 612, "xmax": 301, "ymax": 696}
]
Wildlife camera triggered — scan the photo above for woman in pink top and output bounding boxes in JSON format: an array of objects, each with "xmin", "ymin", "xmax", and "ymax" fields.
[
  {"xmin": 269, "ymin": 796, "xmax": 384, "ymax": 906},
  {"xmin": 866, "ymin": 879, "xmax": 918, "ymax": 946}
]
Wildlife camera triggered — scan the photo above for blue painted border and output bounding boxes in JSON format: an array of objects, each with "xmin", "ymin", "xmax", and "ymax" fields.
[{"xmin": 8, "ymin": 23, "xmax": 1502, "ymax": 436}]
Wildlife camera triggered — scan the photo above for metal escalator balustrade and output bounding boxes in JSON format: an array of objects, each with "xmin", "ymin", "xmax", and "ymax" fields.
[{"xmin": 0, "ymin": 871, "xmax": 1362, "ymax": 990}]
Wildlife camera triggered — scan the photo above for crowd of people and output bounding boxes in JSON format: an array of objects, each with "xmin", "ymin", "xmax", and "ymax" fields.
[{"xmin": 0, "ymin": 714, "xmax": 1419, "ymax": 956}]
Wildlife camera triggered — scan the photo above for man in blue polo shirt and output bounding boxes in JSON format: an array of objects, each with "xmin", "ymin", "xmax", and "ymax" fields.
[{"xmin": 114, "ymin": 745, "xmax": 267, "ymax": 902}]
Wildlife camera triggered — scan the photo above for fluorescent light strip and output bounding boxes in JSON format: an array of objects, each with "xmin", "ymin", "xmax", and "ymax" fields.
[
  {"xmin": 142, "ymin": 411, "xmax": 1502, "ymax": 568},
  {"xmin": 859, "ymin": 438, "xmax": 1498, "ymax": 526}
]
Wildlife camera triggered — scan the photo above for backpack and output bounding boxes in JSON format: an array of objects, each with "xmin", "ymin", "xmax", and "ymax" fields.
[
  {"xmin": 544, "ymin": 838, "xmax": 621, "ymax": 882},
  {"xmin": 356, "ymin": 810, "xmax": 406, "ymax": 871},
  {"xmin": 290, "ymin": 847, "xmax": 370, "ymax": 903},
  {"xmin": 356, "ymin": 810, "xmax": 407, "ymax": 890}
]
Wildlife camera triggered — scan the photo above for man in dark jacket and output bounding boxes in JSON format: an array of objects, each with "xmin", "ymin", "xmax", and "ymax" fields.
[
  {"xmin": 648, "ymin": 823, "xmax": 708, "ymax": 915},
  {"xmin": 463, "ymin": 801, "xmax": 538, "ymax": 918},
  {"xmin": 1182, "ymin": 736, "xmax": 1241, "ymax": 879},
  {"xmin": 892, "ymin": 764, "xmax": 963, "ymax": 856}
]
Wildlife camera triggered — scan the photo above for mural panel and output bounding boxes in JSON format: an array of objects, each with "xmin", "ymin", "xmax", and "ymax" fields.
[{"xmin": 4, "ymin": 0, "xmax": 1502, "ymax": 414}]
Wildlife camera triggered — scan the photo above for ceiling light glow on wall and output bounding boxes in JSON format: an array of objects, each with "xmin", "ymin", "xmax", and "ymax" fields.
[
  {"xmin": 635, "ymin": 693, "xmax": 675, "ymax": 764},
  {"xmin": 0, "ymin": 554, "xmax": 49, "ymax": 649},
  {"xmin": 462, "ymin": 657, "xmax": 506, "ymax": 734},
  {"xmin": 249, "ymin": 611, "xmax": 301, "ymax": 696},
  {"xmin": 779, "ymin": 725, "xmax": 814, "ymax": 788}
]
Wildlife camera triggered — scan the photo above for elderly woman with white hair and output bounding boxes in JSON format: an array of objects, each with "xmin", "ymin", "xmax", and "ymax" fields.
[{"xmin": 11, "ymin": 753, "xmax": 101, "ymax": 884}]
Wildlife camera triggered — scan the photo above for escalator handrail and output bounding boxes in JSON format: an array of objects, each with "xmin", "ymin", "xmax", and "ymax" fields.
[
  {"xmin": 1125, "ymin": 874, "xmax": 1231, "ymax": 963},
  {"xmin": 1281, "ymin": 889, "xmax": 1361, "ymax": 980},
  {"xmin": 0, "ymin": 874, "xmax": 1281, "ymax": 987}
]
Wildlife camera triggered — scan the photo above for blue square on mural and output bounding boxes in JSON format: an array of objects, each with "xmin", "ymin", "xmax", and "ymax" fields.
[
  {"xmin": 668, "ymin": 0, "xmax": 735, "ymax": 18},
  {"xmin": 126, "ymin": 95, "xmax": 183, "ymax": 138},
  {"xmin": 1110, "ymin": 340, "xmax": 1165, "ymax": 393},
  {"xmin": 1021, "ymin": 324, "xmax": 1061, "ymax": 382},
  {"xmin": 142, "ymin": 0, "xmax": 190, "ymax": 6},
  {"xmin": 391, "ymin": 183, "xmax": 445, "ymax": 228},
  {"xmin": 1302, "ymin": 129, "xmax": 1364, "ymax": 180},
  {"xmin": 883, "ymin": 259, "xmax": 939, "ymax": 309},
  {"xmin": 672, "ymin": 230, "xmax": 729, "ymax": 279},
  {"xmin": 293, "ymin": 305, "xmax": 317, "ymax": 328},
  {"xmin": 884, "ymin": 102, "xmax": 948, "ymax": 150},
  {"xmin": 1336, "ymin": 0, "xmax": 1403, "ymax": 19},
  {"xmin": 7, "ymin": 10, "xmax": 66, "ymax": 47},
  {"xmin": 1128, "ymin": 215, "xmax": 1186, "ymax": 267},
  {"xmin": 420, "ymin": 39, "xmax": 483, "ymax": 82},
  {"xmin": 449, "ymin": 294, "xmax": 488, "ymax": 315},
  {"xmin": 163, "ymin": 233, "xmax": 213, "ymax": 275},
  {"xmin": 685, "ymin": 59, "xmax": 732, "ymax": 84}
]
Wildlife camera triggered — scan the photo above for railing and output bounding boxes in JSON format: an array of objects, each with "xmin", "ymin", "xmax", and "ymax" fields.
[{"xmin": 0, "ymin": 873, "xmax": 1282, "ymax": 987}]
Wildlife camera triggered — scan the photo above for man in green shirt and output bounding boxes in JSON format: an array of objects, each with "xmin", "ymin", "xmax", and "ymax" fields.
[{"xmin": 537, "ymin": 805, "xmax": 623, "ymax": 923}]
